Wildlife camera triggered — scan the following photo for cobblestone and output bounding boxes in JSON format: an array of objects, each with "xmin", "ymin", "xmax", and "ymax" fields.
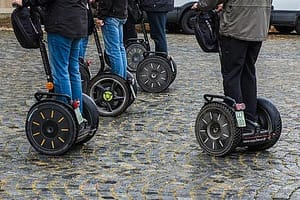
[{"xmin": 0, "ymin": 30, "xmax": 300, "ymax": 199}]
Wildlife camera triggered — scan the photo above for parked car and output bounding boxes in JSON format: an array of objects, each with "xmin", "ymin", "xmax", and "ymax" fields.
[
  {"xmin": 167, "ymin": 0, "xmax": 300, "ymax": 35},
  {"xmin": 167, "ymin": 0, "xmax": 197, "ymax": 34},
  {"xmin": 271, "ymin": 0, "xmax": 300, "ymax": 34}
]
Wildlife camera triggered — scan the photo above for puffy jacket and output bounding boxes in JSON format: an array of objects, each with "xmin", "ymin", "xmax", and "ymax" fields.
[
  {"xmin": 140, "ymin": 0, "xmax": 174, "ymax": 12},
  {"xmin": 97, "ymin": 0, "xmax": 128, "ymax": 20},
  {"xmin": 198, "ymin": 0, "xmax": 272, "ymax": 41},
  {"xmin": 22, "ymin": 0, "xmax": 88, "ymax": 38}
]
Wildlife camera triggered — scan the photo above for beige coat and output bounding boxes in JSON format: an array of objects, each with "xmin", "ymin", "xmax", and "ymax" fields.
[{"xmin": 198, "ymin": 0, "xmax": 272, "ymax": 41}]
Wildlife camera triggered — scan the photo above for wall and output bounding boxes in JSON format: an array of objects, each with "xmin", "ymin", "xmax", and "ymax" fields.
[
  {"xmin": 0, "ymin": 0, "xmax": 13, "ymax": 28},
  {"xmin": 0, "ymin": 0, "xmax": 13, "ymax": 13}
]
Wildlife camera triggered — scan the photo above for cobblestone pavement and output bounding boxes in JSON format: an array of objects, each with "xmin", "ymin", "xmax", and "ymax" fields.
[{"xmin": 0, "ymin": 30, "xmax": 299, "ymax": 199}]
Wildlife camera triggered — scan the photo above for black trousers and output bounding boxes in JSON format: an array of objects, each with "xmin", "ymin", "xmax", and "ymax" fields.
[
  {"xmin": 220, "ymin": 36, "xmax": 262, "ymax": 122},
  {"xmin": 123, "ymin": 15, "xmax": 138, "ymax": 44}
]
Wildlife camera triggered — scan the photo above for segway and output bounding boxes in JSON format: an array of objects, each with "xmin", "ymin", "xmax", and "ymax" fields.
[
  {"xmin": 80, "ymin": 4, "xmax": 137, "ymax": 117},
  {"xmin": 11, "ymin": 5, "xmax": 99, "ymax": 155},
  {"xmin": 195, "ymin": 95, "xmax": 282, "ymax": 156},
  {"xmin": 136, "ymin": 51, "xmax": 177, "ymax": 93},
  {"xmin": 193, "ymin": 10, "xmax": 281, "ymax": 156},
  {"xmin": 124, "ymin": 2, "xmax": 177, "ymax": 93},
  {"xmin": 125, "ymin": 3, "xmax": 150, "ymax": 72}
]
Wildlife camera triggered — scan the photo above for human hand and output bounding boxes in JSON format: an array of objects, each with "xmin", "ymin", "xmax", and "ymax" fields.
[
  {"xmin": 95, "ymin": 19, "xmax": 104, "ymax": 28},
  {"xmin": 11, "ymin": 0, "xmax": 22, "ymax": 7},
  {"xmin": 216, "ymin": 4, "xmax": 223, "ymax": 12},
  {"xmin": 191, "ymin": 3, "xmax": 199, "ymax": 10}
]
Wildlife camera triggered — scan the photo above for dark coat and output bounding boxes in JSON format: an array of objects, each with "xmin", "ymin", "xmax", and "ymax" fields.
[
  {"xmin": 140, "ymin": 0, "xmax": 174, "ymax": 12},
  {"xmin": 22, "ymin": 0, "xmax": 88, "ymax": 38},
  {"xmin": 97, "ymin": 0, "xmax": 128, "ymax": 20}
]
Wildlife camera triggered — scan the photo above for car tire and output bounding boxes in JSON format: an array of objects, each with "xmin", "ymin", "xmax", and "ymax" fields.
[
  {"xmin": 181, "ymin": 9, "xmax": 197, "ymax": 34},
  {"xmin": 295, "ymin": 17, "xmax": 300, "ymax": 34},
  {"xmin": 274, "ymin": 25, "xmax": 294, "ymax": 34}
]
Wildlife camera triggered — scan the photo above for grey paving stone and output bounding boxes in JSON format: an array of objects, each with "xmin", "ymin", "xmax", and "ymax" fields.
[{"xmin": 0, "ymin": 30, "xmax": 299, "ymax": 199}]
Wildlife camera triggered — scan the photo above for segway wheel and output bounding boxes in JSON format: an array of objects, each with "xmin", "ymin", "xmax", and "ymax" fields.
[
  {"xmin": 136, "ymin": 56, "xmax": 172, "ymax": 93},
  {"xmin": 195, "ymin": 102, "xmax": 242, "ymax": 156},
  {"xmin": 169, "ymin": 57, "xmax": 177, "ymax": 84},
  {"xmin": 126, "ymin": 71, "xmax": 137, "ymax": 108},
  {"xmin": 26, "ymin": 100, "xmax": 77, "ymax": 155},
  {"xmin": 80, "ymin": 61, "xmax": 91, "ymax": 94},
  {"xmin": 126, "ymin": 42, "xmax": 147, "ymax": 72},
  {"xmin": 87, "ymin": 73, "xmax": 130, "ymax": 117},
  {"xmin": 247, "ymin": 97, "xmax": 282, "ymax": 151},
  {"xmin": 76, "ymin": 94, "xmax": 100, "ymax": 145}
]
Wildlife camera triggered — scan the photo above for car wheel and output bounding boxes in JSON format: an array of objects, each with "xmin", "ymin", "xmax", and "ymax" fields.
[
  {"xmin": 295, "ymin": 17, "xmax": 300, "ymax": 34},
  {"xmin": 181, "ymin": 9, "xmax": 197, "ymax": 34},
  {"xmin": 274, "ymin": 25, "xmax": 294, "ymax": 34}
]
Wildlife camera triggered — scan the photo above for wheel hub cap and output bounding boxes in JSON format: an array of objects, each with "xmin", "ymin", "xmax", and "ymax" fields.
[{"xmin": 103, "ymin": 91, "xmax": 113, "ymax": 102}]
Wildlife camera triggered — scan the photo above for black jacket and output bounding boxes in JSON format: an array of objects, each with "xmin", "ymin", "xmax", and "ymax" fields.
[
  {"xmin": 97, "ymin": 0, "xmax": 128, "ymax": 20},
  {"xmin": 22, "ymin": 0, "xmax": 88, "ymax": 38},
  {"xmin": 140, "ymin": 0, "xmax": 174, "ymax": 12}
]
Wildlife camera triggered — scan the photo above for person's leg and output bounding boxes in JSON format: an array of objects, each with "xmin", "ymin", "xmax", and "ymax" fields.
[
  {"xmin": 69, "ymin": 38, "xmax": 83, "ymax": 112},
  {"xmin": 220, "ymin": 36, "xmax": 247, "ymax": 104},
  {"xmin": 79, "ymin": 36, "xmax": 89, "ymax": 60},
  {"xmin": 48, "ymin": 33, "xmax": 83, "ymax": 112},
  {"xmin": 241, "ymin": 41, "xmax": 262, "ymax": 122},
  {"xmin": 102, "ymin": 17, "xmax": 126, "ymax": 79},
  {"xmin": 123, "ymin": 15, "xmax": 137, "ymax": 44},
  {"xmin": 47, "ymin": 33, "xmax": 73, "ymax": 103},
  {"xmin": 119, "ymin": 18, "xmax": 128, "ymax": 78},
  {"xmin": 146, "ymin": 12, "xmax": 168, "ymax": 53}
]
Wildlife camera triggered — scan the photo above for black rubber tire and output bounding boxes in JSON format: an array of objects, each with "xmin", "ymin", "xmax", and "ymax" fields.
[
  {"xmin": 126, "ymin": 71, "xmax": 137, "ymax": 108},
  {"xmin": 181, "ymin": 9, "xmax": 197, "ymax": 34},
  {"xmin": 195, "ymin": 102, "xmax": 242, "ymax": 156},
  {"xmin": 274, "ymin": 25, "xmax": 294, "ymax": 34},
  {"xmin": 169, "ymin": 56, "xmax": 177, "ymax": 85},
  {"xmin": 26, "ymin": 100, "xmax": 77, "ymax": 155},
  {"xmin": 247, "ymin": 97, "xmax": 282, "ymax": 151},
  {"xmin": 126, "ymin": 42, "xmax": 147, "ymax": 72},
  {"xmin": 295, "ymin": 17, "xmax": 300, "ymax": 35},
  {"xmin": 76, "ymin": 94, "xmax": 99, "ymax": 145},
  {"xmin": 87, "ymin": 73, "xmax": 130, "ymax": 117},
  {"xmin": 136, "ymin": 55, "xmax": 172, "ymax": 93},
  {"xmin": 79, "ymin": 61, "xmax": 91, "ymax": 94}
]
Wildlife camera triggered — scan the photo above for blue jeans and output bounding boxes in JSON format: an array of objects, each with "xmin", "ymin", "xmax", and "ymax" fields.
[
  {"xmin": 79, "ymin": 36, "xmax": 89, "ymax": 59},
  {"xmin": 47, "ymin": 33, "xmax": 83, "ymax": 112},
  {"xmin": 147, "ymin": 12, "xmax": 168, "ymax": 54},
  {"xmin": 101, "ymin": 17, "xmax": 127, "ymax": 79}
]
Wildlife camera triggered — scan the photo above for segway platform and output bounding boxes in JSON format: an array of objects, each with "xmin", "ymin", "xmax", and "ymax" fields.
[{"xmin": 195, "ymin": 94, "xmax": 282, "ymax": 156}]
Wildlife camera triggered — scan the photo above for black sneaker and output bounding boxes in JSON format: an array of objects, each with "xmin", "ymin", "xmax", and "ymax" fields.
[
  {"xmin": 79, "ymin": 118, "xmax": 88, "ymax": 131},
  {"xmin": 242, "ymin": 119, "xmax": 268, "ymax": 136}
]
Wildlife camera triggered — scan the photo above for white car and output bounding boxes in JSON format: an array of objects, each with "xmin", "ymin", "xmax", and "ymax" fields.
[
  {"xmin": 271, "ymin": 0, "xmax": 300, "ymax": 34},
  {"xmin": 167, "ymin": 0, "xmax": 197, "ymax": 34},
  {"xmin": 167, "ymin": 0, "xmax": 300, "ymax": 35}
]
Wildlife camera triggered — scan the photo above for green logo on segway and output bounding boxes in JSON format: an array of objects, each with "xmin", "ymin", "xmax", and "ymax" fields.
[{"xmin": 103, "ymin": 91, "xmax": 113, "ymax": 101}]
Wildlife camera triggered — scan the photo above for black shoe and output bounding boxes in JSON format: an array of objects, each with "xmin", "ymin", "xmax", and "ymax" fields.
[
  {"xmin": 79, "ymin": 118, "xmax": 88, "ymax": 132},
  {"xmin": 242, "ymin": 119, "xmax": 268, "ymax": 136}
]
